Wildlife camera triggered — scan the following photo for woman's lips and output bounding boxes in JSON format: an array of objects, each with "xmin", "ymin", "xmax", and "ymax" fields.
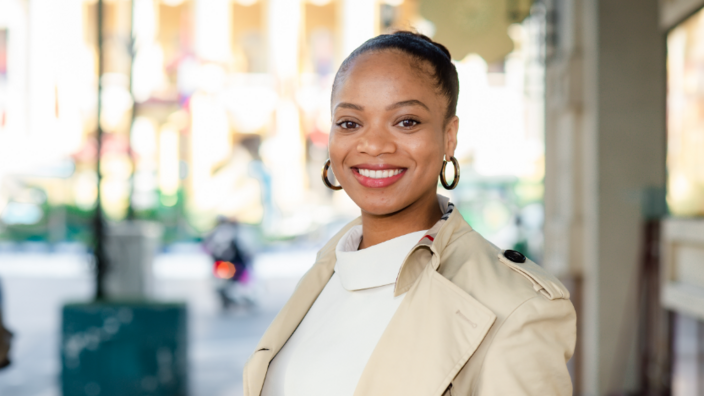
[{"xmin": 352, "ymin": 167, "xmax": 407, "ymax": 188}]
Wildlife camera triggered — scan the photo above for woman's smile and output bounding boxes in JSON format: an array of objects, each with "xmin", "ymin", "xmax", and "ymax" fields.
[{"xmin": 351, "ymin": 164, "xmax": 407, "ymax": 188}]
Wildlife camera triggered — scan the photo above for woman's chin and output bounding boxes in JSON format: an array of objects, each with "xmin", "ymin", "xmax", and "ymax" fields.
[
  {"xmin": 346, "ymin": 184, "xmax": 434, "ymax": 217},
  {"xmin": 353, "ymin": 199, "xmax": 411, "ymax": 217}
]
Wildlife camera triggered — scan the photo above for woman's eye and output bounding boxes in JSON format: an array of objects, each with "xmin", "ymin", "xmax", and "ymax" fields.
[
  {"xmin": 397, "ymin": 119, "xmax": 419, "ymax": 128},
  {"xmin": 338, "ymin": 121, "xmax": 359, "ymax": 129}
]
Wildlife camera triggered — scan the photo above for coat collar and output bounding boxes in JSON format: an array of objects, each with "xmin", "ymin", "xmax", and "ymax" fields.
[
  {"xmin": 243, "ymin": 198, "xmax": 496, "ymax": 396},
  {"xmin": 394, "ymin": 194, "xmax": 458, "ymax": 296},
  {"xmin": 335, "ymin": 226, "xmax": 427, "ymax": 291}
]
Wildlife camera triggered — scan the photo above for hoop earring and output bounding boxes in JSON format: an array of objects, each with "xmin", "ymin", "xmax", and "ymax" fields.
[
  {"xmin": 440, "ymin": 156, "xmax": 460, "ymax": 190},
  {"xmin": 321, "ymin": 159, "xmax": 342, "ymax": 190}
]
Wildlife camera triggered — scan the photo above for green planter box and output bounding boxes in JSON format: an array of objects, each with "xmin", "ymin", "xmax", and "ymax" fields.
[{"xmin": 61, "ymin": 302, "xmax": 188, "ymax": 396}]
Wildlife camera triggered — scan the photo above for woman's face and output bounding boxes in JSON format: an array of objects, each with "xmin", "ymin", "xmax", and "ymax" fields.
[{"xmin": 329, "ymin": 50, "xmax": 458, "ymax": 216}]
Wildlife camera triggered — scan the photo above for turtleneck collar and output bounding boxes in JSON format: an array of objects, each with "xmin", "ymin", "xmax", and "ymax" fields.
[{"xmin": 333, "ymin": 226, "xmax": 427, "ymax": 291}]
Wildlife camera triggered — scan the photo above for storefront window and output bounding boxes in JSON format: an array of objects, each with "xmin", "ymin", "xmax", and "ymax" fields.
[{"xmin": 667, "ymin": 7, "xmax": 704, "ymax": 217}]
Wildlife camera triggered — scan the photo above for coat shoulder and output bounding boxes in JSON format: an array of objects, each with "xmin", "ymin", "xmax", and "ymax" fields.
[
  {"xmin": 438, "ymin": 228, "xmax": 571, "ymax": 315},
  {"xmin": 437, "ymin": 224, "xmax": 577, "ymax": 395}
]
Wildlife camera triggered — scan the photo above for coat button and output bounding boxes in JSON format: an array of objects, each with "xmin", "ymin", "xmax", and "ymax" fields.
[{"xmin": 504, "ymin": 250, "xmax": 526, "ymax": 263}]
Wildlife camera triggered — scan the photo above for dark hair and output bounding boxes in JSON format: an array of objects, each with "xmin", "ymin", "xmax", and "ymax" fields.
[{"xmin": 332, "ymin": 31, "xmax": 459, "ymax": 121}]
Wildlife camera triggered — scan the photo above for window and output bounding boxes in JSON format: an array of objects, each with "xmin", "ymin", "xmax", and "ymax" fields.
[{"xmin": 667, "ymin": 8, "xmax": 704, "ymax": 217}]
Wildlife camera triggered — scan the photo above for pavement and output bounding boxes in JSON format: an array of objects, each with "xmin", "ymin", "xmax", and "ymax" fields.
[{"xmin": 0, "ymin": 248, "xmax": 317, "ymax": 396}]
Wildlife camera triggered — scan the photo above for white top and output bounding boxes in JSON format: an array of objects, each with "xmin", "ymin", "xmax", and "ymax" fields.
[{"xmin": 261, "ymin": 226, "xmax": 427, "ymax": 396}]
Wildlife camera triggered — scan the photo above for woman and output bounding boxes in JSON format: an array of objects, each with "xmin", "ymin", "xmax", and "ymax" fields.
[{"xmin": 245, "ymin": 31, "xmax": 576, "ymax": 396}]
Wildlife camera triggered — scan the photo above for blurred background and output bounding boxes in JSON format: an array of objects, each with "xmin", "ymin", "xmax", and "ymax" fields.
[{"xmin": 0, "ymin": 0, "xmax": 702, "ymax": 395}]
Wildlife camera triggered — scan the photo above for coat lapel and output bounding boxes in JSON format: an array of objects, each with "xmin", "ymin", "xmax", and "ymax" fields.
[
  {"xmin": 354, "ymin": 207, "xmax": 496, "ymax": 396},
  {"xmin": 243, "ymin": 219, "xmax": 361, "ymax": 396},
  {"xmin": 353, "ymin": 256, "xmax": 496, "ymax": 396}
]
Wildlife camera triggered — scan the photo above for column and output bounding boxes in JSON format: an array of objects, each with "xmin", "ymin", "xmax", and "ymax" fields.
[
  {"xmin": 544, "ymin": 0, "xmax": 667, "ymax": 393},
  {"xmin": 340, "ymin": 0, "xmax": 377, "ymax": 58},
  {"xmin": 194, "ymin": 0, "xmax": 232, "ymax": 63},
  {"xmin": 0, "ymin": 0, "xmax": 28, "ymax": 137},
  {"xmin": 266, "ymin": 0, "xmax": 307, "ymax": 215}
]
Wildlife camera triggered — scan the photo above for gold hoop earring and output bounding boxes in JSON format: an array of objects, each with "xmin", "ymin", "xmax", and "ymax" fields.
[
  {"xmin": 440, "ymin": 156, "xmax": 460, "ymax": 190},
  {"xmin": 321, "ymin": 159, "xmax": 342, "ymax": 190}
]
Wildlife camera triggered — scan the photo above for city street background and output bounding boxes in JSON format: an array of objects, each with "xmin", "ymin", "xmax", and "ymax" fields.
[
  {"xmin": 0, "ymin": 1, "xmax": 547, "ymax": 393},
  {"xmin": 2, "ymin": 0, "xmax": 704, "ymax": 394},
  {"xmin": 0, "ymin": 244, "xmax": 318, "ymax": 396}
]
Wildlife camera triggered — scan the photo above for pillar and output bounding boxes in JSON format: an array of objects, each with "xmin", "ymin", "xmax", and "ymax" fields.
[
  {"xmin": 265, "ymin": 0, "xmax": 307, "ymax": 215},
  {"xmin": 339, "ymin": 0, "xmax": 377, "ymax": 58},
  {"xmin": 0, "ymin": 0, "xmax": 28, "ymax": 138},
  {"xmin": 194, "ymin": 0, "xmax": 232, "ymax": 63},
  {"xmin": 544, "ymin": 0, "xmax": 666, "ymax": 393}
]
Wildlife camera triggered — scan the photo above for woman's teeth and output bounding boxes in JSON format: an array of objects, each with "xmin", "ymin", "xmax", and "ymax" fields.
[{"xmin": 357, "ymin": 169, "xmax": 403, "ymax": 179}]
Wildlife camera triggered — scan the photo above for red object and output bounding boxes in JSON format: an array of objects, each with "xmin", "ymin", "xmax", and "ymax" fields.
[
  {"xmin": 214, "ymin": 261, "xmax": 237, "ymax": 279},
  {"xmin": 308, "ymin": 130, "xmax": 329, "ymax": 148}
]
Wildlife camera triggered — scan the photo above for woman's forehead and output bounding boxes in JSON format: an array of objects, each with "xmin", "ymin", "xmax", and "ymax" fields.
[
  {"xmin": 332, "ymin": 51, "xmax": 440, "ymax": 106},
  {"xmin": 340, "ymin": 50, "xmax": 434, "ymax": 83}
]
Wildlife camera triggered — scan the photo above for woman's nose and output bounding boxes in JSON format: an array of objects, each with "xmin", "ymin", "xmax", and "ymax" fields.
[{"xmin": 356, "ymin": 128, "xmax": 396, "ymax": 157}]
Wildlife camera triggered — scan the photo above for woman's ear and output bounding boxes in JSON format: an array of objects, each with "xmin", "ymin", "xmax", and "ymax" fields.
[{"xmin": 444, "ymin": 116, "xmax": 459, "ymax": 159}]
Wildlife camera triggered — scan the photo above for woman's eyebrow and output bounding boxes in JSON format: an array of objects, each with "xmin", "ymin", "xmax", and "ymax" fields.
[
  {"xmin": 334, "ymin": 102, "xmax": 364, "ymax": 111},
  {"xmin": 385, "ymin": 99, "xmax": 430, "ymax": 111}
]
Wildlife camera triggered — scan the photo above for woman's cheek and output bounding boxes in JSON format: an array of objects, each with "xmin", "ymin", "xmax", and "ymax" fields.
[
  {"xmin": 407, "ymin": 143, "xmax": 443, "ymax": 181},
  {"xmin": 327, "ymin": 138, "xmax": 349, "ymax": 185}
]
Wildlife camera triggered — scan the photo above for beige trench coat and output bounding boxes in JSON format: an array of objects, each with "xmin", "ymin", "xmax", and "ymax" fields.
[{"xmin": 244, "ymin": 200, "xmax": 577, "ymax": 396}]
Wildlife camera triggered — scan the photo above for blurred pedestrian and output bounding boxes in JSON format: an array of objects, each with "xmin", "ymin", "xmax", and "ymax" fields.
[
  {"xmin": 203, "ymin": 216, "xmax": 255, "ymax": 309},
  {"xmin": 0, "ymin": 278, "xmax": 12, "ymax": 369},
  {"xmin": 245, "ymin": 31, "xmax": 576, "ymax": 396}
]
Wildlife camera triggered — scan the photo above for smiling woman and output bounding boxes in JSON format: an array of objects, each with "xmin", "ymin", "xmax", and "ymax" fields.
[{"xmin": 245, "ymin": 31, "xmax": 576, "ymax": 396}]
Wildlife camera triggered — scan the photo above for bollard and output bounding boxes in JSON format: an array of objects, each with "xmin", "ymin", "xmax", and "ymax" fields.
[{"xmin": 104, "ymin": 221, "xmax": 163, "ymax": 300}]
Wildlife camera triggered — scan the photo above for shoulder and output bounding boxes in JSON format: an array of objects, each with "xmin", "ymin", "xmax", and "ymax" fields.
[
  {"xmin": 437, "ymin": 224, "xmax": 571, "ymax": 317},
  {"xmin": 434, "ymin": 215, "xmax": 576, "ymax": 394}
]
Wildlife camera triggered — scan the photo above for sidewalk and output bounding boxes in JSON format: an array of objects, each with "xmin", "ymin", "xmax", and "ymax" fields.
[{"xmin": 0, "ymin": 248, "xmax": 316, "ymax": 396}]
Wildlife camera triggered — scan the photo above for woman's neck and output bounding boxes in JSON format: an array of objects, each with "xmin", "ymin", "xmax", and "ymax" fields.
[{"xmin": 358, "ymin": 192, "xmax": 443, "ymax": 250}]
